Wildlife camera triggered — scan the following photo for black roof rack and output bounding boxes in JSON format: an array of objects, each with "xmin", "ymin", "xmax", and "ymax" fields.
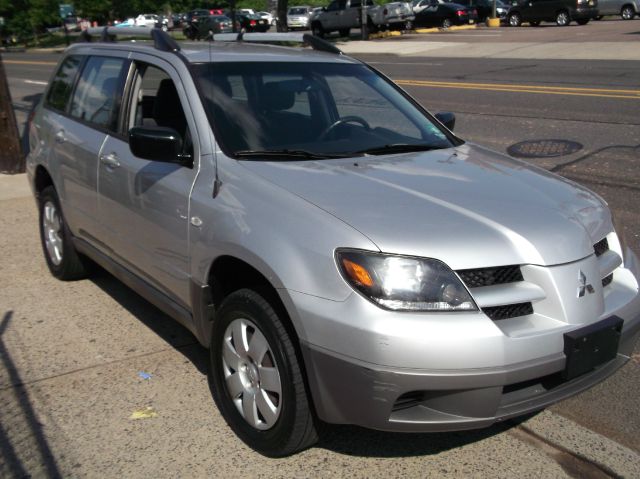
[
  {"xmin": 212, "ymin": 32, "xmax": 342, "ymax": 55},
  {"xmin": 80, "ymin": 27, "xmax": 181, "ymax": 53}
]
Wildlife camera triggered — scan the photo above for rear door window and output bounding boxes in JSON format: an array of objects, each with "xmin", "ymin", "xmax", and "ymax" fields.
[
  {"xmin": 45, "ymin": 55, "xmax": 83, "ymax": 112},
  {"xmin": 69, "ymin": 56, "xmax": 128, "ymax": 131}
]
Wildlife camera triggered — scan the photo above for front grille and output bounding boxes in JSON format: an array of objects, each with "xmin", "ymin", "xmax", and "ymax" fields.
[
  {"xmin": 457, "ymin": 265, "xmax": 523, "ymax": 288},
  {"xmin": 594, "ymin": 237, "xmax": 609, "ymax": 257},
  {"xmin": 483, "ymin": 302, "xmax": 533, "ymax": 321},
  {"xmin": 602, "ymin": 273, "xmax": 613, "ymax": 287}
]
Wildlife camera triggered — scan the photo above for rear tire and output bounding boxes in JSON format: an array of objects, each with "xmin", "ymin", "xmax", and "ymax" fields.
[
  {"xmin": 208, "ymin": 289, "xmax": 318, "ymax": 457},
  {"xmin": 508, "ymin": 12, "xmax": 522, "ymax": 26},
  {"xmin": 556, "ymin": 10, "xmax": 570, "ymax": 25},
  {"xmin": 38, "ymin": 186, "xmax": 89, "ymax": 280},
  {"xmin": 441, "ymin": 17, "xmax": 452, "ymax": 28},
  {"xmin": 621, "ymin": 5, "xmax": 635, "ymax": 19}
]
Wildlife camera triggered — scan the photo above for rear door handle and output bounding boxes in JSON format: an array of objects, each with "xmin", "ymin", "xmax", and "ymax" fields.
[
  {"xmin": 100, "ymin": 153, "xmax": 121, "ymax": 169},
  {"xmin": 54, "ymin": 130, "xmax": 66, "ymax": 144}
]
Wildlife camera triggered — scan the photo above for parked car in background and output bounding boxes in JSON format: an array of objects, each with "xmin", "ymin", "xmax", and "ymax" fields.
[
  {"xmin": 287, "ymin": 5, "xmax": 314, "ymax": 30},
  {"xmin": 311, "ymin": 0, "xmax": 414, "ymax": 37},
  {"xmin": 135, "ymin": 14, "xmax": 159, "ymax": 27},
  {"xmin": 506, "ymin": 0, "xmax": 598, "ymax": 25},
  {"xmin": 452, "ymin": 0, "xmax": 511, "ymax": 21},
  {"xmin": 184, "ymin": 14, "xmax": 233, "ymax": 39},
  {"xmin": 114, "ymin": 18, "xmax": 136, "ymax": 27},
  {"xmin": 595, "ymin": 0, "xmax": 638, "ymax": 18},
  {"xmin": 257, "ymin": 11, "xmax": 276, "ymax": 24},
  {"xmin": 236, "ymin": 12, "xmax": 271, "ymax": 32},
  {"xmin": 186, "ymin": 9, "xmax": 217, "ymax": 24},
  {"xmin": 414, "ymin": 0, "xmax": 478, "ymax": 27}
]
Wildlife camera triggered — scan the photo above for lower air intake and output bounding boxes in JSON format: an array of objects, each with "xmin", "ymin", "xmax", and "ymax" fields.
[{"xmin": 483, "ymin": 302, "xmax": 533, "ymax": 321}]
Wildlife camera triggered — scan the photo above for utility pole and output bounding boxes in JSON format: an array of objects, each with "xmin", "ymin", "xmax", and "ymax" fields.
[
  {"xmin": 0, "ymin": 53, "xmax": 23, "ymax": 173},
  {"xmin": 360, "ymin": 3, "xmax": 369, "ymax": 40}
]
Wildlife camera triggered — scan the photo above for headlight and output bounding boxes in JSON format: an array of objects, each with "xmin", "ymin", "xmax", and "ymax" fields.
[{"xmin": 336, "ymin": 249, "xmax": 477, "ymax": 312}]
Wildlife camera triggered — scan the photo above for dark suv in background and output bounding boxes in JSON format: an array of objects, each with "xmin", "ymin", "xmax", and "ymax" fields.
[{"xmin": 507, "ymin": 0, "xmax": 598, "ymax": 25}]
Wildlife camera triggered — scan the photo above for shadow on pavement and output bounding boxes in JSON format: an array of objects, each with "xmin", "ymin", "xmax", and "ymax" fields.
[
  {"xmin": 0, "ymin": 310, "xmax": 62, "ymax": 478},
  {"xmin": 88, "ymin": 266, "xmax": 538, "ymax": 458},
  {"xmin": 89, "ymin": 268, "xmax": 209, "ymax": 376},
  {"xmin": 316, "ymin": 415, "xmax": 535, "ymax": 457}
]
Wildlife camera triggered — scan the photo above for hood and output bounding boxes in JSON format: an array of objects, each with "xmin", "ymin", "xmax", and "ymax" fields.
[{"xmin": 239, "ymin": 144, "xmax": 611, "ymax": 270}]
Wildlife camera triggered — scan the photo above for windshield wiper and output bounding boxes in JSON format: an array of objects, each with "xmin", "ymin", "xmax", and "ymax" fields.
[
  {"xmin": 235, "ymin": 149, "xmax": 348, "ymax": 160},
  {"xmin": 353, "ymin": 144, "xmax": 445, "ymax": 156}
]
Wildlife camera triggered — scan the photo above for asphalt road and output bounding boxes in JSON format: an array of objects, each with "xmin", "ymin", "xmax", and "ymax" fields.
[{"xmin": 1, "ymin": 22, "xmax": 640, "ymax": 477}]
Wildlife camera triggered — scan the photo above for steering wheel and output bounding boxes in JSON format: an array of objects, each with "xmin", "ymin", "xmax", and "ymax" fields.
[{"xmin": 319, "ymin": 116, "xmax": 371, "ymax": 140}]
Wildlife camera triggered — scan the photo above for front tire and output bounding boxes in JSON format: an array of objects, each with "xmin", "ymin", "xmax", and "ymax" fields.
[
  {"xmin": 208, "ymin": 289, "xmax": 318, "ymax": 457},
  {"xmin": 508, "ymin": 12, "xmax": 522, "ymax": 26},
  {"xmin": 556, "ymin": 10, "xmax": 570, "ymax": 25},
  {"xmin": 38, "ymin": 186, "xmax": 89, "ymax": 280}
]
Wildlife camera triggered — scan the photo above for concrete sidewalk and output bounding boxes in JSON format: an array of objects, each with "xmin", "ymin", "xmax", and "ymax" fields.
[
  {"xmin": 0, "ymin": 173, "xmax": 30, "ymax": 201},
  {"xmin": 338, "ymin": 40, "xmax": 640, "ymax": 60}
]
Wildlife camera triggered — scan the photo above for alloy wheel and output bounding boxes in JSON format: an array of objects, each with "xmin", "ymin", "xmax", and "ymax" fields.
[
  {"xmin": 556, "ymin": 11, "xmax": 570, "ymax": 25},
  {"xmin": 621, "ymin": 6, "xmax": 634, "ymax": 19},
  {"xmin": 222, "ymin": 318, "xmax": 282, "ymax": 430},
  {"xmin": 42, "ymin": 201, "xmax": 63, "ymax": 266},
  {"xmin": 509, "ymin": 13, "xmax": 521, "ymax": 26}
]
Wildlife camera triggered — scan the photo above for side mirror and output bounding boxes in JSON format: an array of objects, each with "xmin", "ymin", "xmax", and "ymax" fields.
[
  {"xmin": 435, "ymin": 111, "xmax": 456, "ymax": 131},
  {"xmin": 129, "ymin": 126, "xmax": 189, "ymax": 165}
]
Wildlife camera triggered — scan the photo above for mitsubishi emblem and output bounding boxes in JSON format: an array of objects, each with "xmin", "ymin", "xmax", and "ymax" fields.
[{"xmin": 577, "ymin": 270, "xmax": 595, "ymax": 298}]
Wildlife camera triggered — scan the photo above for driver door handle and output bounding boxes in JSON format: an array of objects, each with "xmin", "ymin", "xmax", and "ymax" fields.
[
  {"xmin": 100, "ymin": 153, "xmax": 121, "ymax": 169},
  {"xmin": 54, "ymin": 130, "xmax": 66, "ymax": 144}
]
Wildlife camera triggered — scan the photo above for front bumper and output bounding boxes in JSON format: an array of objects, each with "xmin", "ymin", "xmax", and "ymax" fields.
[
  {"xmin": 301, "ymin": 317, "xmax": 639, "ymax": 431},
  {"xmin": 291, "ymin": 247, "xmax": 640, "ymax": 431},
  {"xmin": 573, "ymin": 6, "xmax": 599, "ymax": 19}
]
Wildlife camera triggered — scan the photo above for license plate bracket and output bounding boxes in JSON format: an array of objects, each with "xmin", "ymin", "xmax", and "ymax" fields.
[{"xmin": 563, "ymin": 316, "xmax": 623, "ymax": 380}]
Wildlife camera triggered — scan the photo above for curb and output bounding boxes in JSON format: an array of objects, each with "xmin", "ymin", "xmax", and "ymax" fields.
[
  {"xmin": 366, "ymin": 23, "xmax": 478, "ymax": 40},
  {"xmin": 368, "ymin": 30, "xmax": 403, "ymax": 39},
  {"xmin": 415, "ymin": 24, "xmax": 477, "ymax": 33}
]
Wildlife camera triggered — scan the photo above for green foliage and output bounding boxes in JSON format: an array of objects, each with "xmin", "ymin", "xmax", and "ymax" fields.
[{"xmin": 236, "ymin": 0, "xmax": 270, "ymax": 11}]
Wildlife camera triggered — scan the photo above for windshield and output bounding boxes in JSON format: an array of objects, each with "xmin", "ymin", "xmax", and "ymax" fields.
[
  {"xmin": 289, "ymin": 7, "xmax": 310, "ymax": 14},
  {"xmin": 194, "ymin": 62, "xmax": 457, "ymax": 159}
]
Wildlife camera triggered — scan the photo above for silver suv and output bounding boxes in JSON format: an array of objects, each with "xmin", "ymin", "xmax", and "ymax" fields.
[
  {"xmin": 27, "ymin": 29, "xmax": 640, "ymax": 457},
  {"xmin": 596, "ymin": 0, "xmax": 639, "ymax": 18}
]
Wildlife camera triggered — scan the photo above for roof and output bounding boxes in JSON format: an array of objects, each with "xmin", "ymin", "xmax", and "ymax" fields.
[{"xmin": 71, "ymin": 29, "xmax": 358, "ymax": 64}]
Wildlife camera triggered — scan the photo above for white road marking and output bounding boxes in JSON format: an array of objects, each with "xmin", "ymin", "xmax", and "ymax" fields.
[{"xmin": 24, "ymin": 80, "xmax": 48, "ymax": 86}]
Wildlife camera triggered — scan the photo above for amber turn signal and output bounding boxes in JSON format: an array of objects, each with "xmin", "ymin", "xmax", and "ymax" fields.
[{"xmin": 342, "ymin": 258, "xmax": 374, "ymax": 287}]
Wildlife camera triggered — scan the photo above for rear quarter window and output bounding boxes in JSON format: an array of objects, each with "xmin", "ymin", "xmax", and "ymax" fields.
[
  {"xmin": 69, "ymin": 56, "xmax": 128, "ymax": 131},
  {"xmin": 45, "ymin": 55, "xmax": 83, "ymax": 112}
]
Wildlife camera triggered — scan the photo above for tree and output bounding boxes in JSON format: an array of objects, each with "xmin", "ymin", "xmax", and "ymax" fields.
[
  {"xmin": 276, "ymin": 0, "xmax": 287, "ymax": 31},
  {"xmin": 0, "ymin": 54, "xmax": 23, "ymax": 173}
]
